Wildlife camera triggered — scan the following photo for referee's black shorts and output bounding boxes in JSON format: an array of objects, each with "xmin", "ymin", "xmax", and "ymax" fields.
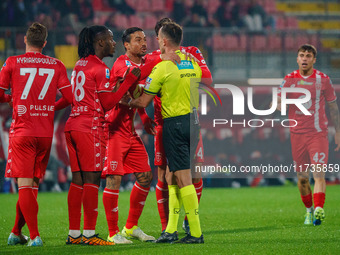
[{"xmin": 163, "ymin": 113, "xmax": 200, "ymax": 172}]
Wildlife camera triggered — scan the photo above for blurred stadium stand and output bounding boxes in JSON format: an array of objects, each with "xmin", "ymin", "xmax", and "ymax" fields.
[{"xmin": 0, "ymin": 0, "xmax": 340, "ymax": 190}]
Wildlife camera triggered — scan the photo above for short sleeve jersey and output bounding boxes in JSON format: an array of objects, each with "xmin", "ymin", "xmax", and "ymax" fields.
[
  {"xmin": 104, "ymin": 54, "xmax": 145, "ymax": 136},
  {"xmin": 152, "ymin": 46, "xmax": 210, "ymax": 124},
  {"xmin": 144, "ymin": 50, "xmax": 202, "ymax": 119},
  {"xmin": 278, "ymin": 69, "xmax": 336, "ymax": 134},
  {"xmin": 0, "ymin": 52, "xmax": 70, "ymax": 137},
  {"xmin": 65, "ymin": 55, "xmax": 110, "ymax": 134}
]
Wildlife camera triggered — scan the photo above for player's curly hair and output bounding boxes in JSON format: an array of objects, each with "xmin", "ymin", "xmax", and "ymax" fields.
[
  {"xmin": 78, "ymin": 25, "xmax": 109, "ymax": 59},
  {"xmin": 26, "ymin": 22, "xmax": 47, "ymax": 48}
]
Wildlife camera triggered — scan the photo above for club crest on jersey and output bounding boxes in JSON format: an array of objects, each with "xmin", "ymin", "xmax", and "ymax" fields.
[
  {"xmin": 111, "ymin": 161, "xmax": 118, "ymax": 171},
  {"xmin": 105, "ymin": 68, "xmax": 110, "ymax": 79},
  {"xmin": 125, "ymin": 60, "xmax": 132, "ymax": 67}
]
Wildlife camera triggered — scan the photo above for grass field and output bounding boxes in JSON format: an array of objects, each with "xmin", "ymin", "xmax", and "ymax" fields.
[{"xmin": 0, "ymin": 185, "xmax": 339, "ymax": 254}]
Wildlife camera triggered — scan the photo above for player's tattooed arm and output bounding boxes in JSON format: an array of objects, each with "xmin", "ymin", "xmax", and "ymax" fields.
[
  {"xmin": 134, "ymin": 171, "xmax": 153, "ymax": 187},
  {"xmin": 328, "ymin": 100, "xmax": 340, "ymax": 151}
]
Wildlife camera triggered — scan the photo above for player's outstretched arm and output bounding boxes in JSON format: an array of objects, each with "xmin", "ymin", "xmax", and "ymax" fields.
[
  {"xmin": 328, "ymin": 100, "xmax": 340, "ymax": 151},
  {"xmin": 99, "ymin": 67, "xmax": 140, "ymax": 111},
  {"xmin": 55, "ymin": 86, "xmax": 73, "ymax": 111}
]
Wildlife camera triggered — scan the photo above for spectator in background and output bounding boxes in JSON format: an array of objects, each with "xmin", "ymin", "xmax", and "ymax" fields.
[
  {"xmin": 243, "ymin": 0, "xmax": 273, "ymax": 32},
  {"xmin": 172, "ymin": 0, "xmax": 187, "ymax": 25},
  {"xmin": 108, "ymin": 0, "xmax": 135, "ymax": 16},
  {"xmin": 230, "ymin": 1, "xmax": 246, "ymax": 29},
  {"xmin": 191, "ymin": 0, "xmax": 208, "ymax": 26},
  {"xmin": 76, "ymin": 0, "xmax": 93, "ymax": 24},
  {"xmin": 212, "ymin": 0, "xmax": 232, "ymax": 28}
]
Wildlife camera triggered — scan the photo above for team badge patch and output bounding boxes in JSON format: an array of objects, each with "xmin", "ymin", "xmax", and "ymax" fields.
[
  {"xmin": 125, "ymin": 60, "xmax": 132, "ymax": 66},
  {"xmin": 156, "ymin": 152, "xmax": 162, "ymax": 162},
  {"xmin": 105, "ymin": 68, "xmax": 110, "ymax": 79},
  {"xmin": 145, "ymin": 77, "xmax": 152, "ymax": 89},
  {"xmin": 110, "ymin": 161, "xmax": 118, "ymax": 171}
]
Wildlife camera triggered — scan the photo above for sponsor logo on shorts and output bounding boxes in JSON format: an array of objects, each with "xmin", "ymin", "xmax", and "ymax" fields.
[
  {"xmin": 18, "ymin": 105, "xmax": 27, "ymax": 116},
  {"xmin": 111, "ymin": 161, "xmax": 118, "ymax": 171}
]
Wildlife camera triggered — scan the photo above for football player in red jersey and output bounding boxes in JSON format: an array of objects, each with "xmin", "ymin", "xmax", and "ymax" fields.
[
  {"xmin": 151, "ymin": 18, "xmax": 212, "ymax": 234},
  {"xmin": 102, "ymin": 27, "xmax": 180, "ymax": 244},
  {"xmin": 0, "ymin": 22, "xmax": 73, "ymax": 246},
  {"xmin": 64, "ymin": 25, "xmax": 140, "ymax": 246},
  {"xmin": 277, "ymin": 44, "xmax": 340, "ymax": 226}
]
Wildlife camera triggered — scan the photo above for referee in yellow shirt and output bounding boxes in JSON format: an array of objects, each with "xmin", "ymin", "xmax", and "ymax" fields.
[{"xmin": 127, "ymin": 21, "xmax": 203, "ymax": 244}]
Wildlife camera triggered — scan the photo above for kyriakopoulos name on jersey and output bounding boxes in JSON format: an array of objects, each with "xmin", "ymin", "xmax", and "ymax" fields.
[
  {"xmin": 16, "ymin": 57, "xmax": 57, "ymax": 65},
  {"xmin": 30, "ymin": 105, "xmax": 54, "ymax": 111}
]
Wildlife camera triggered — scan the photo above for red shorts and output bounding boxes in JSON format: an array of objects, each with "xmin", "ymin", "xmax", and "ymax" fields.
[
  {"xmin": 65, "ymin": 131, "xmax": 106, "ymax": 172},
  {"xmin": 5, "ymin": 136, "xmax": 52, "ymax": 179},
  {"xmin": 290, "ymin": 132, "xmax": 329, "ymax": 170},
  {"xmin": 102, "ymin": 132, "xmax": 151, "ymax": 176},
  {"xmin": 154, "ymin": 125, "xmax": 204, "ymax": 166}
]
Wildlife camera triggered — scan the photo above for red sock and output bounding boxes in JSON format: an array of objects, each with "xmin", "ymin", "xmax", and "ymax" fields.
[
  {"xmin": 11, "ymin": 200, "xmax": 26, "ymax": 236},
  {"xmin": 125, "ymin": 182, "xmax": 150, "ymax": 229},
  {"xmin": 313, "ymin": 192, "xmax": 325, "ymax": 208},
  {"xmin": 301, "ymin": 193, "xmax": 313, "ymax": 208},
  {"xmin": 68, "ymin": 183, "xmax": 83, "ymax": 231},
  {"xmin": 12, "ymin": 185, "xmax": 39, "ymax": 235},
  {"xmin": 103, "ymin": 188, "xmax": 120, "ymax": 236},
  {"xmin": 18, "ymin": 186, "xmax": 39, "ymax": 240},
  {"xmin": 155, "ymin": 180, "xmax": 169, "ymax": 231},
  {"xmin": 83, "ymin": 184, "xmax": 99, "ymax": 231},
  {"xmin": 185, "ymin": 179, "xmax": 203, "ymax": 221}
]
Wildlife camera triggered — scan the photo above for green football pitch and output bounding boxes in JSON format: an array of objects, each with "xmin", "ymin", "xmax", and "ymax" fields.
[{"xmin": 0, "ymin": 185, "xmax": 339, "ymax": 254}]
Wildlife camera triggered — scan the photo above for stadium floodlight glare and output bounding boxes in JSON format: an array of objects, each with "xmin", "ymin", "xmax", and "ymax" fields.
[{"xmin": 247, "ymin": 78, "xmax": 283, "ymax": 86}]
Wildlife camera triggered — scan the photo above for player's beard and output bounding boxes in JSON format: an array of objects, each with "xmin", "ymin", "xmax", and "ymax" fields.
[{"xmin": 137, "ymin": 52, "xmax": 146, "ymax": 58}]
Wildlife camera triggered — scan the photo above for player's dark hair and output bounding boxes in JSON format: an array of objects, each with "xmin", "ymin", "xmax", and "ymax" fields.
[
  {"xmin": 26, "ymin": 22, "xmax": 47, "ymax": 48},
  {"xmin": 122, "ymin": 27, "xmax": 143, "ymax": 45},
  {"xmin": 160, "ymin": 22, "xmax": 183, "ymax": 46},
  {"xmin": 78, "ymin": 25, "xmax": 109, "ymax": 58},
  {"xmin": 298, "ymin": 44, "xmax": 317, "ymax": 57},
  {"xmin": 155, "ymin": 17, "xmax": 172, "ymax": 36}
]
